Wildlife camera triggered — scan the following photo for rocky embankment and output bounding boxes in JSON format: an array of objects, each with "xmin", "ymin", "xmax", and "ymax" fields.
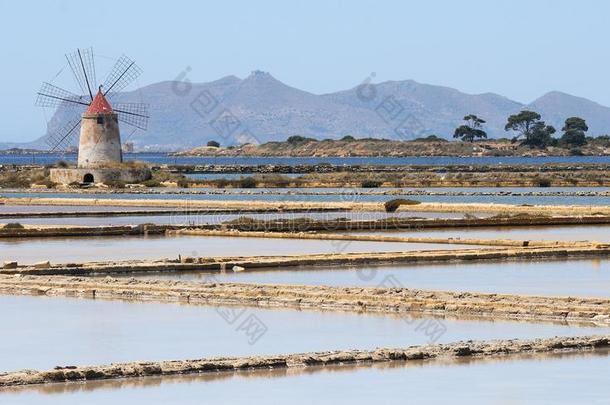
[
  {"xmin": 4, "ymin": 197, "xmax": 610, "ymax": 216},
  {"xmin": 4, "ymin": 243, "xmax": 609, "ymax": 275},
  {"xmin": 2, "ymin": 275, "xmax": 610, "ymax": 324},
  {"xmin": 5, "ymin": 161, "xmax": 610, "ymax": 187},
  {"xmin": 4, "ymin": 214, "xmax": 610, "ymax": 235},
  {"xmin": 2, "ymin": 335, "xmax": 608, "ymax": 387},
  {"xmin": 169, "ymin": 229, "xmax": 574, "ymax": 247}
]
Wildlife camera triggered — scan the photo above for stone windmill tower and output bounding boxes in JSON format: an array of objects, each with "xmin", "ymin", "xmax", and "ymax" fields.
[
  {"xmin": 78, "ymin": 87, "xmax": 122, "ymax": 170},
  {"xmin": 36, "ymin": 48, "xmax": 150, "ymax": 184}
]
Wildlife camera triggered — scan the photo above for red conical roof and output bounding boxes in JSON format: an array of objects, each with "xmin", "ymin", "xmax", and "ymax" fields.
[{"xmin": 86, "ymin": 89, "xmax": 113, "ymax": 114}]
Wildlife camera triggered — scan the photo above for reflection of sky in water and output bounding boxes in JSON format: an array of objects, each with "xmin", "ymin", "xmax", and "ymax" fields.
[
  {"xmin": 0, "ymin": 235, "xmax": 479, "ymax": 264},
  {"xmin": 139, "ymin": 258, "xmax": 610, "ymax": 298},
  {"xmin": 0, "ymin": 294, "xmax": 606, "ymax": 373},
  {"xmin": 5, "ymin": 153, "xmax": 610, "ymax": 165},
  {"xmin": 349, "ymin": 224, "xmax": 610, "ymax": 243},
  {"xmin": 3, "ymin": 186, "xmax": 610, "ymax": 205},
  {"xmin": 0, "ymin": 209, "xmax": 482, "ymax": 226},
  {"xmin": 0, "ymin": 205, "xmax": 174, "ymax": 213},
  {"xmin": 8, "ymin": 349, "xmax": 609, "ymax": 404}
]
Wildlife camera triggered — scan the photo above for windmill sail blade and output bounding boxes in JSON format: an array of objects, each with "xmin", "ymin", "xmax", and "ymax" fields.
[
  {"xmin": 114, "ymin": 102, "xmax": 149, "ymax": 130},
  {"xmin": 36, "ymin": 82, "xmax": 89, "ymax": 109},
  {"xmin": 45, "ymin": 115, "xmax": 82, "ymax": 152},
  {"xmin": 65, "ymin": 48, "xmax": 96, "ymax": 101},
  {"xmin": 102, "ymin": 55, "xmax": 142, "ymax": 99}
]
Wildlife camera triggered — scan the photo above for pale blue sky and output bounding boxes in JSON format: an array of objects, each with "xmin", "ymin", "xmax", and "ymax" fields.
[{"xmin": 1, "ymin": 0, "xmax": 609, "ymax": 142}]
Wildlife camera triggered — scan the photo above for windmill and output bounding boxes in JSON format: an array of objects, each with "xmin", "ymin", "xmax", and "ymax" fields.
[{"xmin": 37, "ymin": 48, "xmax": 151, "ymax": 184}]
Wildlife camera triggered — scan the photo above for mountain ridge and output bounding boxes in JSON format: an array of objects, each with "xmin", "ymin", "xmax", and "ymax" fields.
[{"xmin": 8, "ymin": 72, "xmax": 610, "ymax": 151}]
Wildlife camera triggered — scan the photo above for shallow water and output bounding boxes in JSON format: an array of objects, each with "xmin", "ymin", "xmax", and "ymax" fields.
[
  {"xmin": 128, "ymin": 258, "xmax": 610, "ymax": 298},
  {"xmin": 185, "ymin": 173, "xmax": 304, "ymax": 180},
  {"xmin": 0, "ymin": 205, "xmax": 175, "ymax": 214},
  {"xmin": 4, "ymin": 187, "xmax": 610, "ymax": 205},
  {"xmin": 3, "ymin": 347, "xmax": 610, "ymax": 404},
  {"xmin": 0, "ymin": 294, "xmax": 605, "ymax": 373},
  {"xmin": 0, "ymin": 234, "xmax": 478, "ymax": 264},
  {"xmin": 6, "ymin": 152, "xmax": 610, "ymax": 165},
  {"xmin": 350, "ymin": 224, "xmax": 610, "ymax": 243},
  {"xmin": 0, "ymin": 210, "xmax": 482, "ymax": 227}
]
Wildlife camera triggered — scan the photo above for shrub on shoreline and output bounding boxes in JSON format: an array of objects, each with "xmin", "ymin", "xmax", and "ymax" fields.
[
  {"xmin": 361, "ymin": 180, "xmax": 381, "ymax": 188},
  {"xmin": 239, "ymin": 177, "xmax": 257, "ymax": 188},
  {"xmin": 3, "ymin": 222, "xmax": 24, "ymax": 229}
]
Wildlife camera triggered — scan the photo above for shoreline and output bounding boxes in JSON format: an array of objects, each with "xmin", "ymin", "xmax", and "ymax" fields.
[
  {"xmin": 3, "ymin": 243, "xmax": 609, "ymax": 276},
  {"xmin": 3, "ymin": 197, "xmax": 610, "ymax": 215},
  {"xmin": 5, "ymin": 161, "xmax": 610, "ymax": 188},
  {"xmin": 2, "ymin": 275, "xmax": 610, "ymax": 324},
  {"xmin": 1, "ymin": 335, "xmax": 608, "ymax": 387}
]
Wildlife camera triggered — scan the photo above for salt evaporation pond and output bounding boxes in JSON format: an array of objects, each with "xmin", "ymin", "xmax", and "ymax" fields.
[
  {"xmin": 3, "ymin": 347, "xmax": 610, "ymax": 404},
  {"xmin": 0, "ymin": 234, "xmax": 480, "ymax": 264},
  {"xmin": 0, "ymin": 209, "xmax": 483, "ymax": 227},
  {"xmin": 5, "ymin": 151, "xmax": 610, "ymax": 165},
  {"xmin": 0, "ymin": 295, "xmax": 606, "ymax": 373},
  {"xmin": 349, "ymin": 224, "xmax": 610, "ymax": 243},
  {"xmin": 4, "ymin": 186, "xmax": 610, "ymax": 205},
  {"xmin": 0, "ymin": 205, "xmax": 177, "ymax": 214},
  {"xmin": 127, "ymin": 258, "xmax": 610, "ymax": 298}
]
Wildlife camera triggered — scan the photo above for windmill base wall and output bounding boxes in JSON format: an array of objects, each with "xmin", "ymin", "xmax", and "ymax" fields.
[{"xmin": 50, "ymin": 168, "xmax": 151, "ymax": 185}]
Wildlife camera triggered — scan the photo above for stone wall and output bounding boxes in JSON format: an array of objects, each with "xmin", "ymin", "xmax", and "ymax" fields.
[{"xmin": 49, "ymin": 167, "xmax": 151, "ymax": 185}]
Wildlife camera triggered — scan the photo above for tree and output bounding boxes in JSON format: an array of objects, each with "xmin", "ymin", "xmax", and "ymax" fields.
[
  {"xmin": 526, "ymin": 122, "xmax": 556, "ymax": 148},
  {"xmin": 560, "ymin": 117, "xmax": 588, "ymax": 147},
  {"xmin": 453, "ymin": 114, "xmax": 487, "ymax": 142},
  {"xmin": 286, "ymin": 135, "xmax": 316, "ymax": 143},
  {"xmin": 207, "ymin": 140, "xmax": 220, "ymax": 147},
  {"xmin": 505, "ymin": 110, "xmax": 556, "ymax": 148}
]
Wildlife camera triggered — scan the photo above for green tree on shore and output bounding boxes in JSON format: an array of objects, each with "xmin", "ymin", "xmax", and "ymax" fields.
[
  {"xmin": 560, "ymin": 117, "xmax": 588, "ymax": 147},
  {"xmin": 505, "ymin": 110, "xmax": 556, "ymax": 148},
  {"xmin": 453, "ymin": 114, "xmax": 487, "ymax": 142}
]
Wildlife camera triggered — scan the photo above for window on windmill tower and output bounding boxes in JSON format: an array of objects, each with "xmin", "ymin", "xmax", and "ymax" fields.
[{"xmin": 96, "ymin": 116, "xmax": 104, "ymax": 125}]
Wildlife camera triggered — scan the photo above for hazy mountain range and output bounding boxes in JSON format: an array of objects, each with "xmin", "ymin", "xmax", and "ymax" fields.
[{"xmin": 9, "ymin": 71, "xmax": 610, "ymax": 151}]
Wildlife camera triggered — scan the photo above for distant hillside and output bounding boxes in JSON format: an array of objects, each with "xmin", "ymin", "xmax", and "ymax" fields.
[
  {"xmin": 324, "ymin": 80, "xmax": 523, "ymax": 138},
  {"xmin": 15, "ymin": 72, "xmax": 610, "ymax": 151},
  {"xmin": 528, "ymin": 91, "xmax": 610, "ymax": 135},
  {"xmin": 174, "ymin": 137, "xmax": 610, "ymax": 158}
]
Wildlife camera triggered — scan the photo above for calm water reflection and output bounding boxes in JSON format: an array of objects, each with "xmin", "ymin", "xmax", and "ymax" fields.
[
  {"xmin": 0, "ymin": 209, "xmax": 479, "ymax": 226},
  {"xmin": 0, "ymin": 295, "xmax": 606, "ymax": 373},
  {"xmin": 3, "ymin": 348, "xmax": 610, "ymax": 404},
  {"xmin": 4, "ymin": 187, "xmax": 610, "ymax": 205},
  {"xmin": 129, "ymin": 258, "xmax": 610, "ymax": 298},
  {"xmin": 0, "ymin": 205, "xmax": 174, "ymax": 213},
  {"xmin": 0, "ymin": 235, "xmax": 479, "ymax": 264},
  {"xmin": 350, "ymin": 225, "xmax": 610, "ymax": 243}
]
